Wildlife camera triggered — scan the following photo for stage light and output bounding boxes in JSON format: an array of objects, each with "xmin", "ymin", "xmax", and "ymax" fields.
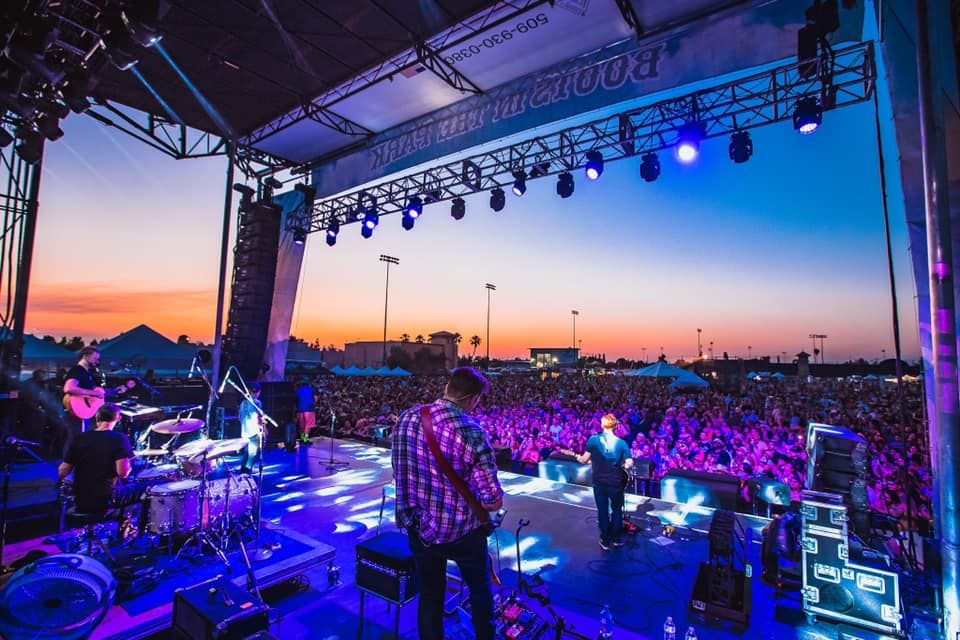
[
  {"xmin": 556, "ymin": 172, "xmax": 574, "ymax": 198},
  {"xmin": 355, "ymin": 209, "xmax": 365, "ymax": 221},
  {"xmin": 639, "ymin": 152, "xmax": 660, "ymax": 182},
  {"xmin": 14, "ymin": 127, "xmax": 43, "ymax": 165},
  {"xmin": 325, "ymin": 219, "xmax": 339, "ymax": 246},
  {"xmin": 35, "ymin": 114, "xmax": 63, "ymax": 141},
  {"xmin": 0, "ymin": 127, "xmax": 12, "ymax": 148},
  {"xmin": 728, "ymin": 131, "xmax": 753, "ymax": 163},
  {"xmin": 401, "ymin": 215, "xmax": 415, "ymax": 231},
  {"xmin": 451, "ymin": 197, "xmax": 465, "ymax": 220},
  {"xmin": 675, "ymin": 122, "xmax": 703, "ymax": 164},
  {"xmin": 363, "ymin": 209, "xmax": 379, "ymax": 230},
  {"xmin": 512, "ymin": 171, "xmax": 527, "ymax": 197},
  {"xmin": 121, "ymin": 1, "xmax": 167, "ymax": 48},
  {"xmin": 584, "ymin": 150, "xmax": 604, "ymax": 180},
  {"xmin": 293, "ymin": 228, "xmax": 306, "ymax": 245},
  {"xmin": 793, "ymin": 97, "xmax": 822, "ymax": 135},
  {"xmin": 361, "ymin": 225, "xmax": 373, "ymax": 239},
  {"xmin": 490, "ymin": 188, "xmax": 505, "ymax": 212},
  {"xmin": 404, "ymin": 196, "xmax": 423, "ymax": 219},
  {"xmin": 101, "ymin": 15, "xmax": 141, "ymax": 70}
]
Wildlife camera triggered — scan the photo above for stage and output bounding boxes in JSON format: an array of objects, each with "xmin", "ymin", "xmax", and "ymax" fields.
[{"xmin": 2, "ymin": 439, "xmax": 922, "ymax": 639}]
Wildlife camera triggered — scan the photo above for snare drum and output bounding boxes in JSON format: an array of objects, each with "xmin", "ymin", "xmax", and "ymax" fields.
[
  {"xmin": 203, "ymin": 475, "xmax": 258, "ymax": 526},
  {"xmin": 146, "ymin": 480, "xmax": 200, "ymax": 535}
]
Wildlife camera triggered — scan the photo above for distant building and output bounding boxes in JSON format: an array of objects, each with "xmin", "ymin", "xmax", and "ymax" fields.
[
  {"xmin": 343, "ymin": 330, "xmax": 459, "ymax": 370},
  {"xmin": 530, "ymin": 347, "xmax": 579, "ymax": 369}
]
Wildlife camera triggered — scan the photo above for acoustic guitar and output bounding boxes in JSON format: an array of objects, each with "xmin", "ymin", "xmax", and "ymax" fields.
[{"xmin": 63, "ymin": 380, "xmax": 135, "ymax": 419}]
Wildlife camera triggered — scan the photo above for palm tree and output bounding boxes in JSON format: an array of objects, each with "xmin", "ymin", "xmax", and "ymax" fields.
[
  {"xmin": 452, "ymin": 332, "xmax": 462, "ymax": 346},
  {"xmin": 401, "ymin": 333, "xmax": 410, "ymax": 343},
  {"xmin": 470, "ymin": 335, "xmax": 481, "ymax": 359},
  {"xmin": 415, "ymin": 334, "xmax": 425, "ymax": 344}
]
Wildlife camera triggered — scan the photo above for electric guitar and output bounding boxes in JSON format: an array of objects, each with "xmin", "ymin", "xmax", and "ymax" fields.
[
  {"xmin": 560, "ymin": 448, "xmax": 630, "ymax": 489},
  {"xmin": 63, "ymin": 380, "xmax": 136, "ymax": 419}
]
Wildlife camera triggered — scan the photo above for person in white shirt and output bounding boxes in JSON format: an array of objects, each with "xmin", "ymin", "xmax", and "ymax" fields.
[{"xmin": 239, "ymin": 382, "xmax": 263, "ymax": 474}]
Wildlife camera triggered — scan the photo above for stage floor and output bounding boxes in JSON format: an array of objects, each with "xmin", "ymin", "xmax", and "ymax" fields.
[{"xmin": 2, "ymin": 439, "xmax": 907, "ymax": 639}]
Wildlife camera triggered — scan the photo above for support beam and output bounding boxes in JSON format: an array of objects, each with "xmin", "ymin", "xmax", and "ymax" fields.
[
  {"xmin": 414, "ymin": 41, "xmax": 483, "ymax": 95},
  {"xmin": 302, "ymin": 41, "xmax": 874, "ymax": 233},
  {"xmin": 613, "ymin": 0, "xmax": 644, "ymax": 38}
]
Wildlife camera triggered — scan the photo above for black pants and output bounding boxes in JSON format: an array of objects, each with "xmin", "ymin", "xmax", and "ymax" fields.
[
  {"xmin": 407, "ymin": 527, "xmax": 495, "ymax": 640},
  {"xmin": 593, "ymin": 483, "xmax": 625, "ymax": 543}
]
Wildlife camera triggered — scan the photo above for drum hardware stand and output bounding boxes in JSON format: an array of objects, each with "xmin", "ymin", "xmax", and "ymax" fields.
[
  {"xmin": 220, "ymin": 368, "xmax": 277, "ymax": 562},
  {"xmin": 325, "ymin": 411, "xmax": 350, "ymax": 472},
  {"xmin": 175, "ymin": 448, "xmax": 230, "ymax": 570}
]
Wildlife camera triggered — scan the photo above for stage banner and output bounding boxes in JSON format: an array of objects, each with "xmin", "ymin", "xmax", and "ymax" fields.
[
  {"xmin": 263, "ymin": 189, "xmax": 306, "ymax": 382},
  {"xmin": 311, "ymin": 0, "xmax": 864, "ymax": 197}
]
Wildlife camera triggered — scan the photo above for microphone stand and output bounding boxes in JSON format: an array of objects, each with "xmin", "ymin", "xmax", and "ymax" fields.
[
  {"xmin": 191, "ymin": 358, "xmax": 217, "ymax": 439},
  {"xmin": 325, "ymin": 410, "xmax": 350, "ymax": 472},
  {"xmin": 223, "ymin": 373, "xmax": 277, "ymax": 563}
]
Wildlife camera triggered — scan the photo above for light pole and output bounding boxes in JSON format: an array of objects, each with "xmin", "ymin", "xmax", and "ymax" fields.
[
  {"xmin": 380, "ymin": 254, "xmax": 399, "ymax": 365},
  {"xmin": 485, "ymin": 283, "xmax": 496, "ymax": 367},
  {"xmin": 642, "ymin": 347, "xmax": 647, "ymax": 363},
  {"xmin": 747, "ymin": 345, "xmax": 752, "ymax": 359},
  {"xmin": 697, "ymin": 328, "xmax": 702, "ymax": 358},
  {"xmin": 809, "ymin": 333, "xmax": 828, "ymax": 364},
  {"xmin": 709, "ymin": 341, "xmax": 714, "ymax": 359},
  {"xmin": 571, "ymin": 310, "xmax": 579, "ymax": 350}
]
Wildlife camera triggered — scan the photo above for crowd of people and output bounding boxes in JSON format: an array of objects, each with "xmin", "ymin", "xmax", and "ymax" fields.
[{"xmin": 313, "ymin": 370, "xmax": 930, "ymax": 528}]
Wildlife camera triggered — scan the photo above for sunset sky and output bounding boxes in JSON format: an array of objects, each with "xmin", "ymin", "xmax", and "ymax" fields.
[{"xmin": 26, "ymin": 95, "xmax": 920, "ymax": 363}]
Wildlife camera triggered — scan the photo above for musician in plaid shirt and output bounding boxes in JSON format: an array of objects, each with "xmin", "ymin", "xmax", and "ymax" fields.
[{"xmin": 392, "ymin": 367, "xmax": 503, "ymax": 640}]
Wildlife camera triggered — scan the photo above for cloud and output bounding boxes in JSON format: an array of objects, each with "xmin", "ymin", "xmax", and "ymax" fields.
[{"xmin": 28, "ymin": 284, "xmax": 213, "ymax": 315}]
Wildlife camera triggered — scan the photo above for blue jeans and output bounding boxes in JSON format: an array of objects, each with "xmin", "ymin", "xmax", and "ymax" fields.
[
  {"xmin": 407, "ymin": 527, "xmax": 495, "ymax": 640},
  {"xmin": 240, "ymin": 435, "xmax": 259, "ymax": 471},
  {"xmin": 593, "ymin": 483, "xmax": 625, "ymax": 543}
]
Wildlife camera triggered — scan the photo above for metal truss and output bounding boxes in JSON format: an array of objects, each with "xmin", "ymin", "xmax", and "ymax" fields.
[
  {"xmin": 238, "ymin": 0, "xmax": 549, "ymax": 147},
  {"xmin": 414, "ymin": 41, "xmax": 483, "ymax": 95},
  {"xmin": 0, "ymin": 118, "xmax": 42, "ymax": 377},
  {"xmin": 613, "ymin": 0, "xmax": 644, "ymax": 38},
  {"xmin": 84, "ymin": 100, "xmax": 303, "ymax": 178},
  {"xmin": 298, "ymin": 41, "xmax": 875, "ymax": 234}
]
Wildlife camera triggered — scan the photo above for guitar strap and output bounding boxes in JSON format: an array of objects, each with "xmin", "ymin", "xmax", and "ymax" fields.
[{"xmin": 419, "ymin": 405, "xmax": 493, "ymax": 530}]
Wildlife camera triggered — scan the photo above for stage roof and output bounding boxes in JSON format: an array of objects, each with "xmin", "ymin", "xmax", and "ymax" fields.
[{"xmin": 91, "ymin": 0, "xmax": 756, "ymax": 165}]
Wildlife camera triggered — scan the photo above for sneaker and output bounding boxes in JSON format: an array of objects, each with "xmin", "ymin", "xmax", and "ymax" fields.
[
  {"xmin": 599, "ymin": 539, "xmax": 610, "ymax": 551},
  {"xmin": 612, "ymin": 539, "xmax": 625, "ymax": 548}
]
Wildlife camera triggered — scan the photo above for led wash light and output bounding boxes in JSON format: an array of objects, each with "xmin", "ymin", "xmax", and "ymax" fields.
[
  {"xmin": 675, "ymin": 122, "xmax": 704, "ymax": 164},
  {"xmin": 404, "ymin": 196, "xmax": 423, "ymax": 218},
  {"xmin": 556, "ymin": 172, "xmax": 574, "ymax": 198},
  {"xmin": 793, "ymin": 97, "xmax": 822, "ymax": 135},
  {"xmin": 490, "ymin": 188, "xmax": 506, "ymax": 212},
  {"xmin": 639, "ymin": 152, "xmax": 660, "ymax": 182},
  {"xmin": 326, "ymin": 219, "xmax": 340, "ymax": 246},
  {"xmin": 451, "ymin": 197, "xmax": 466, "ymax": 220},
  {"xmin": 728, "ymin": 131, "xmax": 753, "ymax": 163},
  {"xmin": 584, "ymin": 150, "xmax": 604, "ymax": 180},
  {"xmin": 512, "ymin": 171, "xmax": 527, "ymax": 197}
]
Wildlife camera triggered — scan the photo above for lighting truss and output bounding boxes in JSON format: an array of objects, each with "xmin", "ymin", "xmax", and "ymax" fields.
[
  {"xmin": 297, "ymin": 41, "xmax": 875, "ymax": 234},
  {"xmin": 238, "ymin": 0, "xmax": 549, "ymax": 147},
  {"xmin": 84, "ymin": 100, "xmax": 303, "ymax": 178}
]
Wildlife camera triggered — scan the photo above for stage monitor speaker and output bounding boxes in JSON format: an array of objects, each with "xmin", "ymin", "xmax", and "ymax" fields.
[
  {"xmin": 494, "ymin": 447, "xmax": 513, "ymax": 471},
  {"xmin": 661, "ymin": 469, "xmax": 741, "ymax": 511},
  {"xmin": 632, "ymin": 457, "xmax": 654, "ymax": 480},
  {"xmin": 800, "ymin": 491, "xmax": 902, "ymax": 636},
  {"xmin": 538, "ymin": 459, "xmax": 592, "ymax": 487}
]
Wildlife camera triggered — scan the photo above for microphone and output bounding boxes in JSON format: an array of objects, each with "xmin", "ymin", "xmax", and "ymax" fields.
[
  {"xmin": 187, "ymin": 355, "xmax": 198, "ymax": 380},
  {"xmin": 4, "ymin": 435, "xmax": 40, "ymax": 448}
]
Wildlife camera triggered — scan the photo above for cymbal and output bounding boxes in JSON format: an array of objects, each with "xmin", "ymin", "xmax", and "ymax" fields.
[
  {"xmin": 173, "ymin": 438, "xmax": 214, "ymax": 457},
  {"xmin": 135, "ymin": 449, "xmax": 169, "ymax": 457},
  {"xmin": 206, "ymin": 438, "xmax": 248, "ymax": 459},
  {"xmin": 152, "ymin": 418, "xmax": 204, "ymax": 434}
]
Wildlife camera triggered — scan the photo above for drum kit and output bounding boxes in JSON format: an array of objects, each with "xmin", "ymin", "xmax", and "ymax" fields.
[{"xmin": 93, "ymin": 415, "xmax": 261, "ymax": 563}]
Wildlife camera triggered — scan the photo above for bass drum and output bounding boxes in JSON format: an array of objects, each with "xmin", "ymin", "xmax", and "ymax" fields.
[
  {"xmin": 204, "ymin": 475, "xmax": 258, "ymax": 526},
  {"xmin": 147, "ymin": 479, "xmax": 200, "ymax": 535},
  {"xmin": 0, "ymin": 554, "xmax": 116, "ymax": 640}
]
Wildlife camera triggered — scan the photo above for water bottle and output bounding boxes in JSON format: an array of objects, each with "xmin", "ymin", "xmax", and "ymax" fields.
[
  {"xmin": 684, "ymin": 626, "xmax": 697, "ymax": 640},
  {"xmin": 663, "ymin": 616, "xmax": 676, "ymax": 640},
  {"xmin": 599, "ymin": 604, "xmax": 614, "ymax": 639}
]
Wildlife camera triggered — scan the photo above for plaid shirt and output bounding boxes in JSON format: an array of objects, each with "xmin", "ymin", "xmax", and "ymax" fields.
[{"xmin": 392, "ymin": 399, "xmax": 503, "ymax": 544}]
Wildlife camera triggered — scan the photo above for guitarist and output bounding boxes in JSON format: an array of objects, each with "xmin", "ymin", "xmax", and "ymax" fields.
[
  {"xmin": 392, "ymin": 367, "xmax": 503, "ymax": 640},
  {"xmin": 569, "ymin": 414, "xmax": 633, "ymax": 550},
  {"xmin": 62, "ymin": 347, "xmax": 106, "ymax": 445}
]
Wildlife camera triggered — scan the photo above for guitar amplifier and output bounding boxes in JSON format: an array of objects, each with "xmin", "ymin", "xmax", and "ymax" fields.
[
  {"xmin": 356, "ymin": 531, "xmax": 419, "ymax": 604},
  {"xmin": 172, "ymin": 575, "xmax": 270, "ymax": 639}
]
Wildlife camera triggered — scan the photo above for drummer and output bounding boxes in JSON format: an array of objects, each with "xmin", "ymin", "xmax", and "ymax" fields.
[
  {"xmin": 59, "ymin": 403, "xmax": 134, "ymax": 514},
  {"xmin": 239, "ymin": 382, "xmax": 264, "ymax": 474}
]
